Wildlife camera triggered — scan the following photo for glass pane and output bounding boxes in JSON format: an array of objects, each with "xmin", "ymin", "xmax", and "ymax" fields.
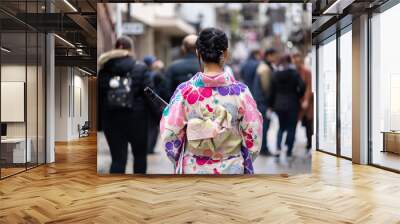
[
  {"xmin": 1, "ymin": 31, "xmax": 28, "ymax": 177},
  {"xmin": 26, "ymin": 0, "xmax": 39, "ymax": 169},
  {"xmin": 371, "ymin": 4, "xmax": 400, "ymax": 171},
  {"xmin": 27, "ymin": 31, "xmax": 38, "ymax": 169},
  {"xmin": 1, "ymin": 0, "xmax": 28, "ymax": 177},
  {"xmin": 0, "ymin": 1, "xmax": 47, "ymax": 177},
  {"xmin": 339, "ymin": 29, "xmax": 352, "ymax": 158},
  {"xmin": 318, "ymin": 37, "xmax": 337, "ymax": 154}
]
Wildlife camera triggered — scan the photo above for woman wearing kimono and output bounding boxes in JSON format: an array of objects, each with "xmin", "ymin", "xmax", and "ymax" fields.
[{"xmin": 160, "ymin": 28, "xmax": 263, "ymax": 174}]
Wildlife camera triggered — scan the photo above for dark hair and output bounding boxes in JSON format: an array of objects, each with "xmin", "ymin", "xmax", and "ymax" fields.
[
  {"xmin": 249, "ymin": 49, "xmax": 260, "ymax": 59},
  {"xmin": 115, "ymin": 36, "xmax": 133, "ymax": 50},
  {"xmin": 278, "ymin": 54, "xmax": 292, "ymax": 66},
  {"xmin": 264, "ymin": 48, "xmax": 277, "ymax": 58},
  {"xmin": 196, "ymin": 28, "xmax": 228, "ymax": 64}
]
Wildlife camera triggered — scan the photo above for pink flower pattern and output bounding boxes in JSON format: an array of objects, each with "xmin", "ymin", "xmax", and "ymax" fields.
[
  {"xmin": 160, "ymin": 71, "xmax": 263, "ymax": 174},
  {"xmin": 181, "ymin": 85, "xmax": 213, "ymax": 105},
  {"xmin": 167, "ymin": 102, "xmax": 185, "ymax": 127}
]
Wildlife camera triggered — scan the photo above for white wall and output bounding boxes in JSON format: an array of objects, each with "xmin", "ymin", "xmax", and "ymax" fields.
[
  {"xmin": 55, "ymin": 66, "xmax": 69, "ymax": 141},
  {"xmin": 55, "ymin": 67, "xmax": 89, "ymax": 141},
  {"xmin": 1, "ymin": 65, "xmax": 36, "ymax": 137},
  {"xmin": 1, "ymin": 65, "xmax": 26, "ymax": 135},
  {"xmin": 72, "ymin": 73, "xmax": 89, "ymax": 138},
  {"xmin": 1, "ymin": 63, "xmax": 46, "ymax": 164}
]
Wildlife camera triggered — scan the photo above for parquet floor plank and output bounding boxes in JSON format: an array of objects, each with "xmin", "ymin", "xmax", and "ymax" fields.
[{"xmin": 0, "ymin": 135, "xmax": 400, "ymax": 223}]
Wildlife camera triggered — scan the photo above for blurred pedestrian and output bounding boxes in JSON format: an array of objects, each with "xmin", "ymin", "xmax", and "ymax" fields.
[
  {"xmin": 165, "ymin": 34, "xmax": 199, "ymax": 99},
  {"xmin": 269, "ymin": 55, "xmax": 305, "ymax": 160},
  {"xmin": 143, "ymin": 55, "xmax": 169, "ymax": 154},
  {"xmin": 143, "ymin": 55, "xmax": 169, "ymax": 101},
  {"xmin": 252, "ymin": 48, "xmax": 279, "ymax": 156},
  {"xmin": 239, "ymin": 49, "xmax": 261, "ymax": 93},
  {"xmin": 98, "ymin": 36, "xmax": 151, "ymax": 174},
  {"xmin": 160, "ymin": 28, "xmax": 263, "ymax": 174},
  {"xmin": 293, "ymin": 53, "xmax": 313, "ymax": 153}
]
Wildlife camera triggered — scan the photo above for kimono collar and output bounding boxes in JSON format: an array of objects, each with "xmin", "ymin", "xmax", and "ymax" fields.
[{"xmin": 194, "ymin": 70, "xmax": 236, "ymax": 88}]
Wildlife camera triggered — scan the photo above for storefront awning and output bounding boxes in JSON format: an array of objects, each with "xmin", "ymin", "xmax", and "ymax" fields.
[
  {"xmin": 132, "ymin": 14, "xmax": 195, "ymax": 36},
  {"xmin": 152, "ymin": 17, "xmax": 196, "ymax": 36}
]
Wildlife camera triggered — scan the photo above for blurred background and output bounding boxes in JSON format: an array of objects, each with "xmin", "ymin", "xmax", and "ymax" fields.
[
  {"xmin": 98, "ymin": 3, "xmax": 311, "ymax": 69},
  {"xmin": 97, "ymin": 3, "xmax": 313, "ymax": 174}
]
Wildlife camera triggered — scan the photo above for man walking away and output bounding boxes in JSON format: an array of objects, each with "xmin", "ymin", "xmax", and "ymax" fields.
[
  {"xmin": 165, "ymin": 34, "xmax": 199, "ymax": 99},
  {"xmin": 239, "ymin": 49, "xmax": 261, "ymax": 93},
  {"xmin": 293, "ymin": 53, "xmax": 313, "ymax": 154},
  {"xmin": 252, "ymin": 48, "xmax": 279, "ymax": 156},
  {"xmin": 268, "ymin": 55, "xmax": 305, "ymax": 160},
  {"xmin": 98, "ymin": 36, "xmax": 151, "ymax": 174}
]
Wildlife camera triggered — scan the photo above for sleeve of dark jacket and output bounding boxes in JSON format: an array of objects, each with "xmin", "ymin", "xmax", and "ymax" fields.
[
  {"xmin": 164, "ymin": 65, "xmax": 175, "ymax": 99},
  {"xmin": 268, "ymin": 73, "xmax": 277, "ymax": 110},
  {"xmin": 153, "ymin": 72, "xmax": 170, "ymax": 101},
  {"xmin": 132, "ymin": 61, "xmax": 152, "ymax": 96},
  {"xmin": 134, "ymin": 62, "xmax": 165, "ymax": 118}
]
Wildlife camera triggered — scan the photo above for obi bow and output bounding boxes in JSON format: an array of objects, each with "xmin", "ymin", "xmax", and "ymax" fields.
[{"xmin": 186, "ymin": 105, "xmax": 241, "ymax": 155}]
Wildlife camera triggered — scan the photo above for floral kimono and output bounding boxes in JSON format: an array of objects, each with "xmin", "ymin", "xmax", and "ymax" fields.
[{"xmin": 160, "ymin": 71, "xmax": 263, "ymax": 174}]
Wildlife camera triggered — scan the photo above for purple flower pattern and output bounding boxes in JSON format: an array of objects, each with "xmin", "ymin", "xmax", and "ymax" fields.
[
  {"xmin": 241, "ymin": 146, "xmax": 254, "ymax": 174},
  {"xmin": 165, "ymin": 139, "xmax": 183, "ymax": 161},
  {"xmin": 215, "ymin": 82, "xmax": 247, "ymax": 96}
]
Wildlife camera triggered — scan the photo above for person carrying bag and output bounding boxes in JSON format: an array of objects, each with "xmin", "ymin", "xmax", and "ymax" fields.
[{"xmin": 98, "ymin": 36, "xmax": 152, "ymax": 174}]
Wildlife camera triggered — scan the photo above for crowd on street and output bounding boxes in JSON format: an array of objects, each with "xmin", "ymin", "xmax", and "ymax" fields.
[{"xmin": 98, "ymin": 29, "xmax": 313, "ymax": 174}]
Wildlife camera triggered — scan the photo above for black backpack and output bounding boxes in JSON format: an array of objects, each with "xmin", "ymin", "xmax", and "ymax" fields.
[{"xmin": 107, "ymin": 71, "xmax": 134, "ymax": 109}]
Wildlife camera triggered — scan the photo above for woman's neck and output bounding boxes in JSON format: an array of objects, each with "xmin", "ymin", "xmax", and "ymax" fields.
[{"xmin": 203, "ymin": 63, "xmax": 224, "ymax": 77}]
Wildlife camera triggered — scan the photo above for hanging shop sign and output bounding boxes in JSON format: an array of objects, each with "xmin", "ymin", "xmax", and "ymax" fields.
[{"xmin": 122, "ymin": 22, "xmax": 144, "ymax": 35}]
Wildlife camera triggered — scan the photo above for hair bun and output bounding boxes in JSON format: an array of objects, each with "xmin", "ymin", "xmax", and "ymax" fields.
[{"xmin": 196, "ymin": 28, "xmax": 228, "ymax": 64}]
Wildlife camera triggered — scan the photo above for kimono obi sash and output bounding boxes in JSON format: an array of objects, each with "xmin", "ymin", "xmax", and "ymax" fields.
[{"xmin": 186, "ymin": 104, "xmax": 242, "ymax": 159}]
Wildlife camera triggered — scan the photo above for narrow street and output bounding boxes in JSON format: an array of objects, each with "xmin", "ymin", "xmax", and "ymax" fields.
[{"xmin": 98, "ymin": 114, "xmax": 311, "ymax": 175}]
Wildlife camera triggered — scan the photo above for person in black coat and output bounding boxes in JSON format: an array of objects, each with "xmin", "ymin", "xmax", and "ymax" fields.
[
  {"xmin": 165, "ymin": 34, "xmax": 199, "ymax": 99},
  {"xmin": 268, "ymin": 55, "xmax": 305, "ymax": 159},
  {"xmin": 143, "ymin": 55, "xmax": 169, "ymax": 154},
  {"xmin": 98, "ymin": 36, "xmax": 151, "ymax": 174}
]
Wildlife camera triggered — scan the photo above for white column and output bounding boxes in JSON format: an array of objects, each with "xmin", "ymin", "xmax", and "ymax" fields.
[
  {"xmin": 46, "ymin": 33, "xmax": 55, "ymax": 163},
  {"xmin": 352, "ymin": 14, "xmax": 369, "ymax": 164}
]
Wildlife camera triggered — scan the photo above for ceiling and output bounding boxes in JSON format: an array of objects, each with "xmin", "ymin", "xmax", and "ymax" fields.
[
  {"xmin": 310, "ymin": 0, "xmax": 390, "ymax": 43},
  {"xmin": 0, "ymin": 0, "xmax": 97, "ymax": 73}
]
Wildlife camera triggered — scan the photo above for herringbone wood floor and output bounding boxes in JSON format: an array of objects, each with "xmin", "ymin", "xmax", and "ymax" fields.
[{"xmin": 1, "ymin": 135, "xmax": 400, "ymax": 224}]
